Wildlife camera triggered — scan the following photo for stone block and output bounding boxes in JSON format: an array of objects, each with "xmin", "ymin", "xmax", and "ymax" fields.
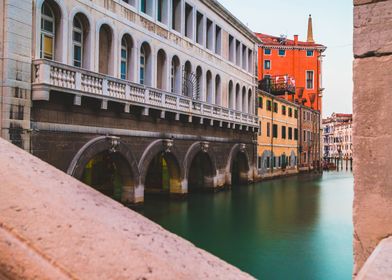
[
  {"xmin": 353, "ymin": 54, "xmax": 392, "ymax": 274},
  {"xmin": 354, "ymin": 1, "xmax": 392, "ymax": 57}
]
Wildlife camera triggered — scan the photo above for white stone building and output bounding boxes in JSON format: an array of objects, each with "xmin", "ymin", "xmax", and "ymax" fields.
[
  {"xmin": 322, "ymin": 113, "xmax": 353, "ymax": 159},
  {"xmin": 1, "ymin": 0, "xmax": 260, "ymax": 151}
]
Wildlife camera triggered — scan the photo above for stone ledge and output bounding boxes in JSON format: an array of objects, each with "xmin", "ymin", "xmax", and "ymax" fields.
[
  {"xmin": 356, "ymin": 237, "xmax": 392, "ymax": 280},
  {"xmin": 0, "ymin": 137, "xmax": 253, "ymax": 280}
]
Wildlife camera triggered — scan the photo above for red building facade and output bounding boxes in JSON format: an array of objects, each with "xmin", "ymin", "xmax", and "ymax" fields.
[{"xmin": 256, "ymin": 16, "xmax": 326, "ymax": 112}]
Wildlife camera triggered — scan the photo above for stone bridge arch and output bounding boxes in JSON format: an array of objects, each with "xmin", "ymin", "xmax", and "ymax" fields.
[
  {"xmin": 226, "ymin": 143, "xmax": 252, "ymax": 185},
  {"xmin": 138, "ymin": 139, "xmax": 184, "ymax": 195},
  {"xmin": 184, "ymin": 142, "xmax": 218, "ymax": 192},
  {"xmin": 67, "ymin": 136, "xmax": 141, "ymax": 204}
]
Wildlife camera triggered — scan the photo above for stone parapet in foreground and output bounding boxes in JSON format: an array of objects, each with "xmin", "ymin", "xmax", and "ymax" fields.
[
  {"xmin": 0, "ymin": 137, "xmax": 253, "ymax": 280},
  {"xmin": 353, "ymin": 0, "xmax": 392, "ymax": 276}
]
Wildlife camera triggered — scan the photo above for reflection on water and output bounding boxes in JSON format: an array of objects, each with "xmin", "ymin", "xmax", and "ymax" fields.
[{"xmin": 137, "ymin": 171, "xmax": 353, "ymax": 280}]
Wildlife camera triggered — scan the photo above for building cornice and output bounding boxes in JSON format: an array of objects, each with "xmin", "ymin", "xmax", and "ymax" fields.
[{"xmin": 260, "ymin": 44, "xmax": 327, "ymax": 52}]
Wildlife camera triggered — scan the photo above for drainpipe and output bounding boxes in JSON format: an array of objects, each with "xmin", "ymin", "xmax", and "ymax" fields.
[{"xmin": 271, "ymin": 94, "xmax": 274, "ymax": 175}]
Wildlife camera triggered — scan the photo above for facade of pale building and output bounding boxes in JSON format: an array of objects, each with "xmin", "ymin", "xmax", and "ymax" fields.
[
  {"xmin": 322, "ymin": 113, "xmax": 353, "ymax": 159},
  {"xmin": 0, "ymin": 0, "xmax": 260, "ymax": 203},
  {"xmin": 256, "ymin": 90, "xmax": 299, "ymax": 179}
]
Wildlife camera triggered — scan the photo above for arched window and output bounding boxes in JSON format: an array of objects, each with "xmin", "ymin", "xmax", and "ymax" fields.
[
  {"xmin": 206, "ymin": 71, "xmax": 213, "ymax": 103},
  {"xmin": 99, "ymin": 24, "xmax": 114, "ymax": 75},
  {"xmin": 73, "ymin": 17, "xmax": 83, "ymax": 67},
  {"xmin": 242, "ymin": 86, "xmax": 247, "ymax": 113},
  {"xmin": 228, "ymin": 81, "xmax": 234, "ymax": 109},
  {"xmin": 40, "ymin": 2, "xmax": 55, "ymax": 60},
  {"xmin": 171, "ymin": 56, "xmax": 181, "ymax": 94},
  {"xmin": 121, "ymin": 38, "xmax": 128, "ymax": 80},
  {"xmin": 196, "ymin": 66, "xmax": 203, "ymax": 101},
  {"xmin": 215, "ymin": 75, "xmax": 221, "ymax": 105},
  {"xmin": 235, "ymin": 84, "xmax": 241, "ymax": 111},
  {"xmin": 157, "ymin": 49, "xmax": 167, "ymax": 90},
  {"xmin": 140, "ymin": 45, "xmax": 146, "ymax": 85}
]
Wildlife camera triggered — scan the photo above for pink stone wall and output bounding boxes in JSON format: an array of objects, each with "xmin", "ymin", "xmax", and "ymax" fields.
[
  {"xmin": 353, "ymin": 0, "xmax": 392, "ymax": 276},
  {"xmin": 0, "ymin": 137, "xmax": 253, "ymax": 279}
]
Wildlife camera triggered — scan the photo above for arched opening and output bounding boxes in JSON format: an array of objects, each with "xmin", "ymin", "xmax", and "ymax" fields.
[
  {"xmin": 235, "ymin": 83, "xmax": 241, "ymax": 111},
  {"xmin": 98, "ymin": 24, "xmax": 114, "ymax": 75},
  {"xmin": 231, "ymin": 152, "xmax": 249, "ymax": 185},
  {"xmin": 140, "ymin": 42, "xmax": 152, "ymax": 85},
  {"xmin": 188, "ymin": 152, "xmax": 215, "ymax": 192},
  {"xmin": 156, "ymin": 49, "xmax": 167, "ymax": 90},
  {"xmin": 248, "ymin": 89, "xmax": 252, "ymax": 114},
  {"xmin": 215, "ymin": 75, "xmax": 221, "ymax": 105},
  {"xmin": 120, "ymin": 34, "xmax": 134, "ymax": 81},
  {"xmin": 72, "ymin": 13, "xmax": 90, "ymax": 68},
  {"xmin": 196, "ymin": 66, "xmax": 203, "ymax": 101},
  {"xmin": 242, "ymin": 86, "xmax": 247, "ymax": 113},
  {"xmin": 228, "ymin": 80, "xmax": 234, "ymax": 109},
  {"xmin": 171, "ymin": 55, "xmax": 181, "ymax": 94},
  {"xmin": 40, "ymin": 0, "xmax": 62, "ymax": 61},
  {"xmin": 81, "ymin": 151, "xmax": 134, "ymax": 202},
  {"xmin": 144, "ymin": 153, "xmax": 181, "ymax": 195},
  {"xmin": 206, "ymin": 70, "xmax": 213, "ymax": 103},
  {"xmin": 183, "ymin": 60, "xmax": 193, "ymax": 97}
]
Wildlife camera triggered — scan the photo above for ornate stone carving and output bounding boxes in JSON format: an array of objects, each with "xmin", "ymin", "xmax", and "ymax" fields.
[
  {"xmin": 239, "ymin": 143, "xmax": 246, "ymax": 153},
  {"xmin": 106, "ymin": 136, "xmax": 120, "ymax": 153},
  {"xmin": 200, "ymin": 142, "xmax": 209, "ymax": 153},
  {"xmin": 162, "ymin": 139, "xmax": 174, "ymax": 153}
]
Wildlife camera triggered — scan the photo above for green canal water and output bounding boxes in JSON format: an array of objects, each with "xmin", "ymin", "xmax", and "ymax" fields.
[{"xmin": 137, "ymin": 171, "xmax": 353, "ymax": 280}]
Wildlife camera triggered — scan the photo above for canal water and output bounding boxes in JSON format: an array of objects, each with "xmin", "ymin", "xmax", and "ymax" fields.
[{"xmin": 137, "ymin": 171, "xmax": 353, "ymax": 280}]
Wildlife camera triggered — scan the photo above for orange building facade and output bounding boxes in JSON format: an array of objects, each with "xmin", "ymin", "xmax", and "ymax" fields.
[{"xmin": 255, "ymin": 16, "xmax": 326, "ymax": 112}]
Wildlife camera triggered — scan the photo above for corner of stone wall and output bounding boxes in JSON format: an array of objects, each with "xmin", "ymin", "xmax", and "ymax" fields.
[{"xmin": 353, "ymin": 0, "xmax": 392, "ymax": 275}]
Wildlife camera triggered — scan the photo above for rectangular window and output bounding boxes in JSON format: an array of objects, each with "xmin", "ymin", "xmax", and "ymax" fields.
[
  {"xmin": 196, "ymin": 11, "xmax": 204, "ymax": 45},
  {"xmin": 172, "ymin": 0, "xmax": 181, "ymax": 32},
  {"xmin": 266, "ymin": 156, "xmax": 270, "ymax": 168},
  {"xmin": 140, "ymin": 0, "xmax": 146, "ymax": 13},
  {"xmin": 258, "ymin": 156, "xmax": 262, "ymax": 170},
  {"xmin": 73, "ymin": 45, "xmax": 82, "ymax": 67},
  {"xmin": 273, "ymin": 124, "xmax": 278, "ymax": 138},
  {"xmin": 267, "ymin": 122, "xmax": 270, "ymax": 137},
  {"xmin": 288, "ymin": 107, "xmax": 293, "ymax": 117},
  {"xmin": 273, "ymin": 157, "xmax": 276, "ymax": 168},
  {"xmin": 42, "ymin": 35, "xmax": 54, "ymax": 60},
  {"xmin": 282, "ymin": 126, "xmax": 286, "ymax": 139},
  {"xmin": 288, "ymin": 127, "xmax": 293, "ymax": 140},
  {"xmin": 258, "ymin": 97, "xmax": 263, "ymax": 108},
  {"xmin": 294, "ymin": 128, "xmax": 298, "ymax": 140},
  {"xmin": 304, "ymin": 130, "xmax": 307, "ymax": 142},
  {"xmin": 278, "ymin": 49, "xmax": 286, "ymax": 56},
  {"xmin": 264, "ymin": 60, "xmax": 271, "ymax": 70},
  {"xmin": 306, "ymin": 70, "xmax": 314, "ymax": 89},
  {"xmin": 215, "ymin": 25, "xmax": 222, "ymax": 55},
  {"xmin": 206, "ymin": 18, "xmax": 213, "ymax": 51},
  {"xmin": 185, "ymin": 3, "xmax": 193, "ymax": 39},
  {"xmin": 229, "ymin": 35, "xmax": 235, "ymax": 62},
  {"xmin": 307, "ymin": 50, "xmax": 314, "ymax": 56},
  {"xmin": 264, "ymin": 48, "xmax": 271, "ymax": 55},
  {"xmin": 236, "ymin": 40, "xmax": 241, "ymax": 67},
  {"xmin": 266, "ymin": 100, "xmax": 272, "ymax": 111},
  {"xmin": 273, "ymin": 102, "xmax": 278, "ymax": 113},
  {"xmin": 294, "ymin": 109, "xmax": 298, "ymax": 119},
  {"xmin": 282, "ymin": 105, "xmax": 286, "ymax": 115},
  {"xmin": 258, "ymin": 121, "xmax": 262, "ymax": 136}
]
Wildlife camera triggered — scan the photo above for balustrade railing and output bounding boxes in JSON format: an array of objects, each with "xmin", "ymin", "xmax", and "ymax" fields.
[{"xmin": 32, "ymin": 59, "xmax": 258, "ymax": 127}]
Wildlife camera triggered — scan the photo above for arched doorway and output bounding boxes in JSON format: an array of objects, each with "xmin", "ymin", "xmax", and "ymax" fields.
[
  {"xmin": 144, "ymin": 152, "xmax": 181, "ymax": 195},
  {"xmin": 188, "ymin": 152, "xmax": 215, "ymax": 192},
  {"xmin": 231, "ymin": 152, "xmax": 249, "ymax": 185},
  {"xmin": 82, "ymin": 150, "xmax": 135, "ymax": 202}
]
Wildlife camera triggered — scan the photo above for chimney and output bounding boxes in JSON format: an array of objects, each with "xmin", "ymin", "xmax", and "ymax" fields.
[
  {"xmin": 307, "ymin": 14, "xmax": 315, "ymax": 43},
  {"xmin": 294, "ymin": 35, "xmax": 299, "ymax": 45}
]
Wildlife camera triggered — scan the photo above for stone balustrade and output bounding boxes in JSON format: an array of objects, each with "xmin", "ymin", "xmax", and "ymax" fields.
[{"xmin": 32, "ymin": 59, "xmax": 259, "ymax": 129}]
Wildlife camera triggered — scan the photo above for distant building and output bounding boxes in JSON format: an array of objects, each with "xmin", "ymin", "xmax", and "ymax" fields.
[
  {"xmin": 256, "ymin": 90, "xmax": 299, "ymax": 179},
  {"xmin": 322, "ymin": 113, "xmax": 353, "ymax": 159},
  {"xmin": 255, "ymin": 15, "xmax": 326, "ymax": 112}
]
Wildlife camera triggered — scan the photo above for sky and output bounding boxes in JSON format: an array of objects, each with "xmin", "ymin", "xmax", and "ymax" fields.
[{"xmin": 219, "ymin": 0, "xmax": 353, "ymax": 117}]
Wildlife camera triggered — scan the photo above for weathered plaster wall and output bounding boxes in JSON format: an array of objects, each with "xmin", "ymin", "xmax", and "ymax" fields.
[
  {"xmin": 353, "ymin": 0, "xmax": 392, "ymax": 275},
  {"xmin": 0, "ymin": 137, "xmax": 253, "ymax": 279}
]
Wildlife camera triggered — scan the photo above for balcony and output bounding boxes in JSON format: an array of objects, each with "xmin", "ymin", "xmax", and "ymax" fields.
[
  {"xmin": 32, "ymin": 59, "xmax": 258, "ymax": 129},
  {"xmin": 258, "ymin": 75, "xmax": 296, "ymax": 96}
]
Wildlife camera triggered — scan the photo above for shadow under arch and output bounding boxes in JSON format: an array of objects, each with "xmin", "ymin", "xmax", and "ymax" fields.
[
  {"xmin": 184, "ymin": 142, "xmax": 217, "ymax": 192},
  {"xmin": 67, "ymin": 136, "xmax": 140, "ymax": 203},
  {"xmin": 226, "ymin": 144, "xmax": 251, "ymax": 185},
  {"xmin": 138, "ymin": 139, "xmax": 184, "ymax": 195}
]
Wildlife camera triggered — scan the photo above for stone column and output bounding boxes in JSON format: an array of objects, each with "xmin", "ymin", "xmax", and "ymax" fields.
[
  {"xmin": 353, "ymin": 0, "xmax": 392, "ymax": 276},
  {"xmin": 0, "ymin": 0, "xmax": 33, "ymax": 152}
]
